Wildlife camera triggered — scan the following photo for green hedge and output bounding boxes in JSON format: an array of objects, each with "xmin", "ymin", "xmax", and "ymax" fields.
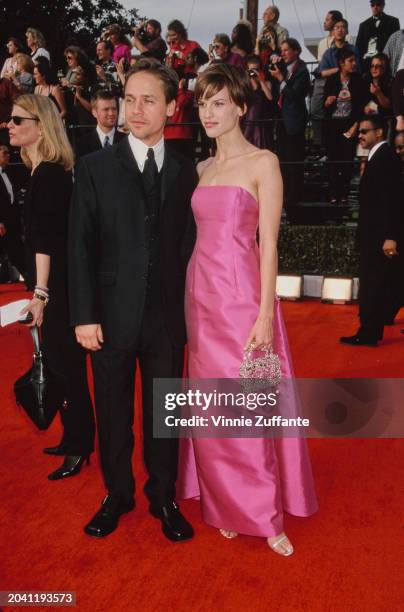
[{"xmin": 278, "ymin": 225, "xmax": 359, "ymax": 275}]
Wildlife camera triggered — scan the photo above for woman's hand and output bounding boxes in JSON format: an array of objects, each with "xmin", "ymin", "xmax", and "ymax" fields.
[
  {"xmin": 370, "ymin": 82, "xmax": 380, "ymax": 95},
  {"xmin": 324, "ymin": 95, "xmax": 336, "ymax": 107},
  {"xmin": 20, "ymin": 297, "xmax": 46, "ymax": 327},
  {"xmin": 245, "ymin": 315, "xmax": 273, "ymax": 351}
]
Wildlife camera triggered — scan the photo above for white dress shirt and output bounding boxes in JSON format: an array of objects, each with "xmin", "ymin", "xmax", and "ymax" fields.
[
  {"xmin": 368, "ymin": 140, "xmax": 387, "ymax": 161},
  {"xmin": 128, "ymin": 133, "xmax": 165, "ymax": 172},
  {"xmin": 96, "ymin": 126, "xmax": 116, "ymax": 147},
  {"xmin": 0, "ymin": 166, "xmax": 14, "ymax": 204}
]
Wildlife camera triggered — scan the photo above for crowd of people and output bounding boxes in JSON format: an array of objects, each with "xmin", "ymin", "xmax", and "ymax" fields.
[
  {"xmin": 1, "ymin": 2, "xmax": 404, "ymax": 213},
  {"xmin": 0, "ymin": 2, "xmax": 403, "ymax": 558}
]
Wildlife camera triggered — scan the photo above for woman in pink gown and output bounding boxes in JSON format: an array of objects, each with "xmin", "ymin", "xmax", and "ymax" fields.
[{"xmin": 178, "ymin": 64, "xmax": 318, "ymax": 555}]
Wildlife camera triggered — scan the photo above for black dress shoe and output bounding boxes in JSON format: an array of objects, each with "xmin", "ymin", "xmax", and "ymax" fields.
[
  {"xmin": 43, "ymin": 442, "xmax": 68, "ymax": 456},
  {"xmin": 339, "ymin": 334, "xmax": 378, "ymax": 347},
  {"xmin": 84, "ymin": 495, "xmax": 135, "ymax": 538},
  {"xmin": 150, "ymin": 501, "xmax": 194, "ymax": 542},
  {"xmin": 48, "ymin": 455, "xmax": 90, "ymax": 481}
]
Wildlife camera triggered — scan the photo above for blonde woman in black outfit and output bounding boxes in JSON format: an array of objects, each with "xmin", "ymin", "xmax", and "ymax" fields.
[{"xmin": 8, "ymin": 94, "xmax": 95, "ymax": 480}]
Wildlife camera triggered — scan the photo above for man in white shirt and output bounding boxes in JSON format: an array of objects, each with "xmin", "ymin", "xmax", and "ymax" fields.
[
  {"xmin": 75, "ymin": 90, "xmax": 124, "ymax": 157},
  {"xmin": 70, "ymin": 58, "xmax": 197, "ymax": 541}
]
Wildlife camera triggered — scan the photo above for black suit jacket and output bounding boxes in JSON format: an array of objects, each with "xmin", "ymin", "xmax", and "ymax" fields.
[
  {"xmin": 276, "ymin": 60, "xmax": 311, "ymax": 135},
  {"xmin": 0, "ymin": 167, "xmax": 20, "ymax": 231},
  {"xmin": 75, "ymin": 127, "xmax": 125, "ymax": 158},
  {"xmin": 69, "ymin": 136, "xmax": 198, "ymax": 349},
  {"xmin": 356, "ymin": 13, "xmax": 400, "ymax": 59},
  {"xmin": 357, "ymin": 143, "xmax": 404, "ymax": 252}
]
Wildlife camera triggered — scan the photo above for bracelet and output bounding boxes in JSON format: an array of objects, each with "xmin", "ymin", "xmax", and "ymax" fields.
[
  {"xmin": 33, "ymin": 292, "xmax": 49, "ymax": 305},
  {"xmin": 35, "ymin": 284, "xmax": 49, "ymax": 293},
  {"xmin": 34, "ymin": 288, "xmax": 49, "ymax": 298}
]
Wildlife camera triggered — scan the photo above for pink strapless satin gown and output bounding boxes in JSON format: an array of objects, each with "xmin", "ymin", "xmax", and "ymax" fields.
[{"xmin": 178, "ymin": 185, "xmax": 318, "ymax": 537}]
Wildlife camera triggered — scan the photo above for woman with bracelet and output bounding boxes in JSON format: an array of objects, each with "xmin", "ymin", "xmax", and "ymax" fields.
[{"xmin": 8, "ymin": 94, "xmax": 95, "ymax": 481}]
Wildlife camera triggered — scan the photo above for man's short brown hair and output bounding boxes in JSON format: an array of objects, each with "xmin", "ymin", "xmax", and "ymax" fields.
[
  {"xmin": 124, "ymin": 58, "xmax": 178, "ymax": 103},
  {"xmin": 194, "ymin": 63, "xmax": 252, "ymax": 110}
]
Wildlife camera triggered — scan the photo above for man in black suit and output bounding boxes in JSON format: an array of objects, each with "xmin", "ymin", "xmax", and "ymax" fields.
[
  {"xmin": 270, "ymin": 38, "xmax": 310, "ymax": 224},
  {"xmin": 356, "ymin": 0, "xmax": 400, "ymax": 66},
  {"xmin": 75, "ymin": 90, "xmax": 125, "ymax": 158},
  {"xmin": 0, "ymin": 145, "xmax": 25, "ymax": 279},
  {"xmin": 340, "ymin": 115, "xmax": 403, "ymax": 346},
  {"xmin": 69, "ymin": 59, "xmax": 197, "ymax": 540}
]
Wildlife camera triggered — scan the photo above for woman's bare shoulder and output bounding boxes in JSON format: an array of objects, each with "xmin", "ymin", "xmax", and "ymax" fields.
[
  {"xmin": 250, "ymin": 148, "xmax": 279, "ymax": 168},
  {"xmin": 196, "ymin": 157, "xmax": 215, "ymax": 177}
]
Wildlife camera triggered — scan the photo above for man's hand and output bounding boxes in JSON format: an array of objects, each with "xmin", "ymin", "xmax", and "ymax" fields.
[
  {"xmin": 75, "ymin": 324, "xmax": 104, "ymax": 350},
  {"xmin": 383, "ymin": 240, "xmax": 398, "ymax": 258},
  {"xmin": 269, "ymin": 62, "xmax": 284, "ymax": 82},
  {"xmin": 0, "ymin": 223, "xmax": 6, "ymax": 237}
]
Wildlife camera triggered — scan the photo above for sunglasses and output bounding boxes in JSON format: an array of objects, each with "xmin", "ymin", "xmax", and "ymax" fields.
[
  {"xmin": 10, "ymin": 115, "xmax": 39, "ymax": 126},
  {"xmin": 370, "ymin": 64, "xmax": 383, "ymax": 68},
  {"xmin": 358, "ymin": 128, "xmax": 377, "ymax": 134}
]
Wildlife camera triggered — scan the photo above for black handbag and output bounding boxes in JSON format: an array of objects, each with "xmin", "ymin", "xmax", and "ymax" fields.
[{"xmin": 14, "ymin": 325, "xmax": 65, "ymax": 430}]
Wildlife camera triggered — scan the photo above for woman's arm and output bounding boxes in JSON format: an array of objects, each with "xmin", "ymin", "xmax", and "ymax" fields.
[
  {"xmin": 74, "ymin": 87, "xmax": 91, "ymax": 112},
  {"xmin": 52, "ymin": 85, "xmax": 67, "ymax": 118},
  {"xmin": 245, "ymin": 152, "xmax": 283, "ymax": 349},
  {"xmin": 20, "ymin": 253, "xmax": 50, "ymax": 327},
  {"xmin": 260, "ymin": 79, "xmax": 273, "ymax": 101}
]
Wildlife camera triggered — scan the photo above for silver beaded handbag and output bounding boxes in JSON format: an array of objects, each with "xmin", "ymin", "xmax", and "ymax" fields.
[{"xmin": 239, "ymin": 345, "xmax": 282, "ymax": 391}]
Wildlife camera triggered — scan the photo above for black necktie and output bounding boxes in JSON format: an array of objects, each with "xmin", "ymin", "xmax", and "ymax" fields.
[
  {"xmin": 142, "ymin": 148, "xmax": 159, "ymax": 217},
  {"xmin": 104, "ymin": 135, "xmax": 111, "ymax": 147}
]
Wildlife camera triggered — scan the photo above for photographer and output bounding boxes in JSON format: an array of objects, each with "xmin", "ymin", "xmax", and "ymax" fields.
[
  {"xmin": 270, "ymin": 38, "xmax": 310, "ymax": 223},
  {"xmin": 208, "ymin": 34, "xmax": 246, "ymax": 69},
  {"xmin": 166, "ymin": 20, "xmax": 200, "ymax": 74},
  {"xmin": 243, "ymin": 55, "xmax": 276, "ymax": 150},
  {"xmin": 131, "ymin": 19, "xmax": 167, "ymax": 63}
]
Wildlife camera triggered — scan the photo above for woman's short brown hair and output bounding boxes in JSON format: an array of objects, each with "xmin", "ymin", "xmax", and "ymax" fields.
[{"xmin": 195, "ymin": 63, "xmax": 252, "ymax": 110}]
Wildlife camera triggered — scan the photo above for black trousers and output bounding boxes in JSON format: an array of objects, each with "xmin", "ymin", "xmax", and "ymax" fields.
[
  {"xmin": 358, "ymin": 249, "xmax": 402, "ymax": 341},
  {"xmin": 42, "ymin": 300, "xmax": 95, "ymax": 456},
  {"xmin": 91, "ymin": 307, "xmax": 184, "ymax": 507},
  {"xmin": 277, "ymin": 123, "xmax": 306, "ymax": 222},
  {"xmin": 325, "ymin": 119, "xmax": 356, "ymax": 200}
]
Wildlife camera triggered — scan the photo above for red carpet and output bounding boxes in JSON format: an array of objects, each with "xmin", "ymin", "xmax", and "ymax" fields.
[{"xmin": 1, "ymin": 284, "xmax": 403, "ymax": 612}]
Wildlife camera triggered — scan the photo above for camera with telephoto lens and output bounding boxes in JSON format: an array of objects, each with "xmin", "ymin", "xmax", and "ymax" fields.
[
  {"xmin": 132, "ymin": 20, "xmax": 150, "ymax": 44},
  {"xmin": 248, "ymin": 69, "xmax": 259, "ymax": 78}
]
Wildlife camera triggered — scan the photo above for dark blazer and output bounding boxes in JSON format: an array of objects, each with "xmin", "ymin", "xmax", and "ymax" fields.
[
  {"xmin": 324, "ymin": 71, "xmax": 368, "ymax": 124},
  {"xmin": 356, "ymin": 13, "xmax": 400, "ymax": 59},
  {"xmin": 0, "ymin": 165, "xmax": 26, "ymax": 236},
  {"xmin": 0, "ymin": 168, "xmax": 13, "ymax": 227},
  {"xmin": 277, "ymin": 59, "xmax": 311, "ymax": 135},
  {"xmin": 357, "ymin": 142, "xmax": 404, "ymax": 252},
  {"xmin": 75, "ymin": 127, "xmax": 125, "ymax": 158},
  {"xmin": 69, "ymin": 136, "xmax": 198, "ymax": 349}
]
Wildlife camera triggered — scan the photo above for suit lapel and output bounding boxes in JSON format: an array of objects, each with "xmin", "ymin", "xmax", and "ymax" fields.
[{"xmin": 160, "ymin": 148, "xmax": 181, "ymax": 214}]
